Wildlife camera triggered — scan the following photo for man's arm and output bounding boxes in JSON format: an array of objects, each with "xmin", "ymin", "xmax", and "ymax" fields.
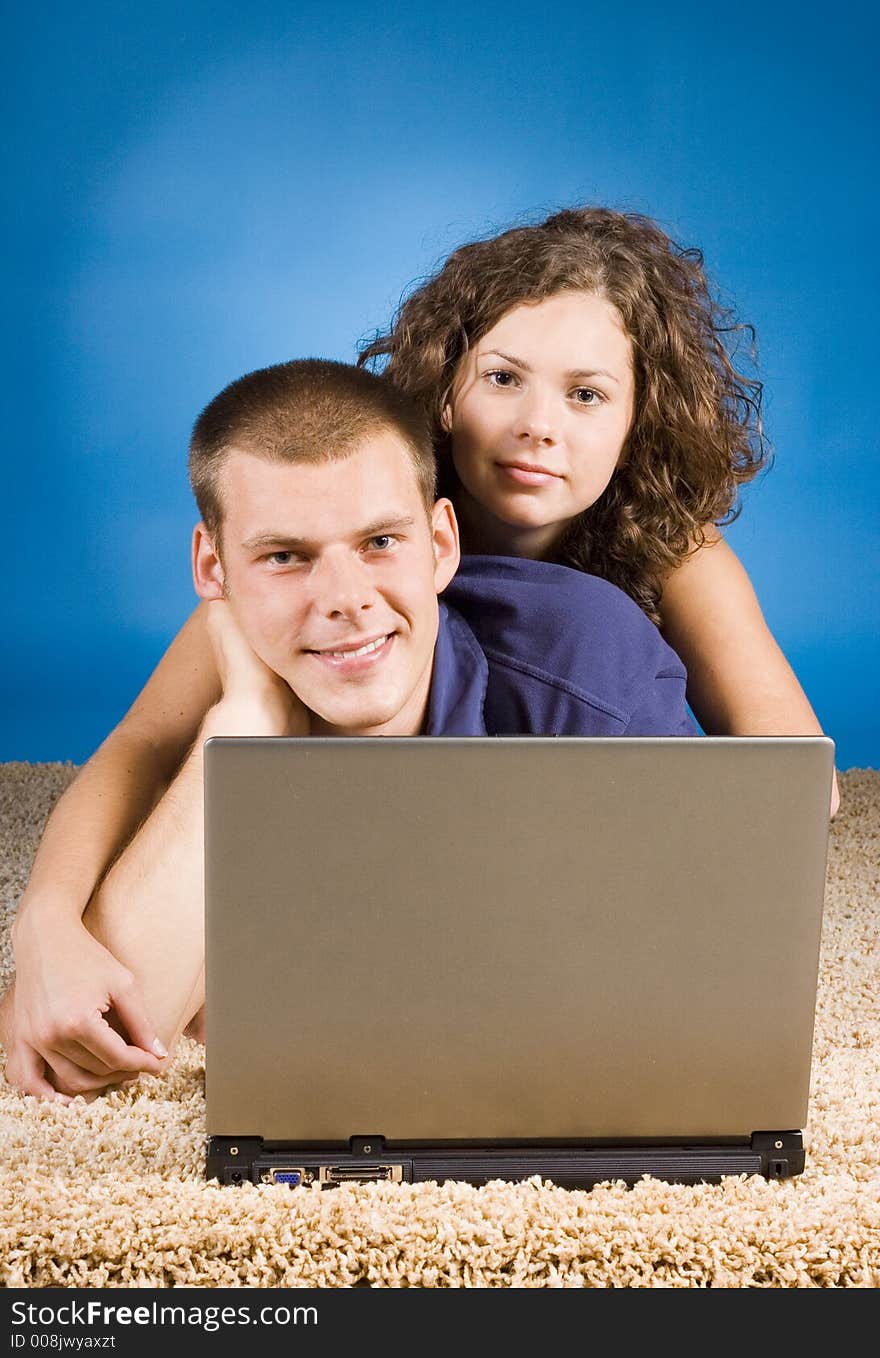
[
  {"xmin": 1, "ymin": 601, "xmax": 222, "ymax": 1097},
  {"xmin": 3, "ymin": 602, "xmax": 307, "ymax": 1098},
  {"xmin": 85, "ymin": 602, "xmax": 310, "ymax": 1066},
  {"xmin": 83, "ymin": 695, "xmax": 292, "ymax": 1065}
]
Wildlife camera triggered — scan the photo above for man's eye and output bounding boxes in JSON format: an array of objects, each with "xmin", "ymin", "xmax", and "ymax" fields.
[
  {"xmin": 267, "ymin": 551, "xmax": 297, "ymax": 565},
  {"xmin": 573, "ymin": 387, "xmax": 602, "ymax": 405},
  {"xmin": 367, "ymin": 535, "xmax": 394, "ymax": 551},
  {"xmin": 485, "ymin": 369, "xmax": 517, "ymax": 388}
]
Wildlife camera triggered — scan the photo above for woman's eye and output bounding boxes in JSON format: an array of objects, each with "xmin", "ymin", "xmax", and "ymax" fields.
[
  {"xmin": 485, "ymin": 369, "xmax": 517, "ymax": 388},
  {"xmin": 573, "ymin": 387, "xmax": 602, "ymax": 405}
]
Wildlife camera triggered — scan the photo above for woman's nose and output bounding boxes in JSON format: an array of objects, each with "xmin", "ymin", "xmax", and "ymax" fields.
[{"xmin": 513, "ymin": 389, "xmax": 558, "ymax": 444}]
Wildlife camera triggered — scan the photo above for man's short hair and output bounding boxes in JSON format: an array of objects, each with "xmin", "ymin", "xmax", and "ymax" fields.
[{"xmin": 189, "ymin": 358, "xmax": 437, "ymax": 546}]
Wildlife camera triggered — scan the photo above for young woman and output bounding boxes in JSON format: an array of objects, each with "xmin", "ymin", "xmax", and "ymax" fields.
[
  {"xmin": 359, "ymin": 205, "xmax": 834, "ymax": 785},
  {"xmin": 3, "ymin": 205, "xmax": 837, "ymax": 1100}
]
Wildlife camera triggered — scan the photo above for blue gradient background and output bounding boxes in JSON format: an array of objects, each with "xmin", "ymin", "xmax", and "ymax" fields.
[{"xmin": 3, "ymin": 2, "xmax": 878, "ymax": 767}]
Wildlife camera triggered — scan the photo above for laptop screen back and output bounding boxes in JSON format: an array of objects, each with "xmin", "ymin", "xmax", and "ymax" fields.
[{"xmin": 204, "ymin": 737, "xmax": 833, "ymax": 1144}]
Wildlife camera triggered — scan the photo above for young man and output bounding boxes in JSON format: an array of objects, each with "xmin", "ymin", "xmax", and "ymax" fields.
[{"xmin": 1, "ymin": 359, "xmax": 695, "ymax": 1100}]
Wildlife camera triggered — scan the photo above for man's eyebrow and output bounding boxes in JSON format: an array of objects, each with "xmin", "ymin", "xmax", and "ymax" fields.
[
  {"xmin": 241, "ymin": 517, "xmax": 418, "ymax": 553},
  {"xmin": 482, "ymin": 350, "xmax": 620, "ymax": 384},
  {"xmin": 358, "ymin": 515, "xmax": 418, "ymax": 538}
]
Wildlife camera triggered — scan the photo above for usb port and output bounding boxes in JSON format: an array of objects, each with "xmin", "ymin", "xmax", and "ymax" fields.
[{"xmin": 318, "ymin": 1164, "xmax": 404, "ymax": 1185}]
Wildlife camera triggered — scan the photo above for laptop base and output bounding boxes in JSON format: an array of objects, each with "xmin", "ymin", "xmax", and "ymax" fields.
[{"xmin": 207, "ymin": 1131, "xmax": 804, "ymax": 1190}]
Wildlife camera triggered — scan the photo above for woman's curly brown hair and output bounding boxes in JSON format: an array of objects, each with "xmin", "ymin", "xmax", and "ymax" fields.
[{"xmin": 358, "ymin": 206, "xmax": 769, "ymax": 622}]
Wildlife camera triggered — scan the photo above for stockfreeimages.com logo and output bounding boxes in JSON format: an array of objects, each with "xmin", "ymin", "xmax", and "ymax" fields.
[{"xmin": 11, "ymin": 1300, "xmax": 317, "ymax": 1336}]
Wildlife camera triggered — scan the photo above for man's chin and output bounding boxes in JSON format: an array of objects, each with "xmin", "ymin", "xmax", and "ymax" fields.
[{"xmin": 307, "ymin": 696, "xmax": 408, "ymax": 737}]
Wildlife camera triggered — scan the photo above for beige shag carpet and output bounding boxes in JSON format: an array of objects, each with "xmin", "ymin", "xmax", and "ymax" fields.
[{"xmin": 1, "ymin": 761, "xmax": 879, "ymax": 1289}]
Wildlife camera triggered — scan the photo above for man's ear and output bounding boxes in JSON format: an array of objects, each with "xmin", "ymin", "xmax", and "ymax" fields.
[
  {"xmin": 431, "ymin": 498, "xmax": 460, "ymax": 594},
  {"xmin": 192, "ymin": 523, "xmax": 225, "ymax": 600}
]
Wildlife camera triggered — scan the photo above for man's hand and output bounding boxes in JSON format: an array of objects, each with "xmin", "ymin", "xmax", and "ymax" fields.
[
  {"xmin": 204, "ymin": 599, "xmax": 309, "ymax": 734},
  {"xmin": 2, "ymin": 917, "xmax": 168, "ymax": 1100}
]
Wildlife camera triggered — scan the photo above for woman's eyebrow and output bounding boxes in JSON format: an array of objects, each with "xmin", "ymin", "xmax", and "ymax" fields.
[
  {"xmin": 483, "ymin": 349, "xmax": 531, "ymax": 370},
  {"xmin": 567, "ymin": 367, "xmax": 620, "ymax": 384},
  {"xmin": 482, "ymin": 350, "xmax": 619, "ymax": 383}
]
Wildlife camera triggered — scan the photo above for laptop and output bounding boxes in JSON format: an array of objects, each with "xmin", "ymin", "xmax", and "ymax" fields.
[{"xmin": 203, "ymin": 736, "xmax": 834, "ymax": 1190}]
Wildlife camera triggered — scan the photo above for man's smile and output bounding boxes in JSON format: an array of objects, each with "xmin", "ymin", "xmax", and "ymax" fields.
[{"xmin": 305, "ymin": 632, "xmax": 397, "ymax": 671}]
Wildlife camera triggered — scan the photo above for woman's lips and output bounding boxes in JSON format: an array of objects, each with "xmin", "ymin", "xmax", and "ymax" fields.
[
  {"xmin": 496, "ymin": 462, "xmax": 563, "ymax": 487},
  {"xmin": 307, "ymin": 633, "xmax": 395, "ymax": 673}
]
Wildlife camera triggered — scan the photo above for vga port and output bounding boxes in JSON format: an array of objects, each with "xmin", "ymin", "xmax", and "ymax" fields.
[{"xmin": 262, "ymin": 1167, "xmax": 311, "ymax": 1187}]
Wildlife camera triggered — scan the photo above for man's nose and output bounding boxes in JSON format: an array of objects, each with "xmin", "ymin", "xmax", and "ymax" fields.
[{"xmin": 310, "ymin": 554, "xmax": 375, "ymax": 618}]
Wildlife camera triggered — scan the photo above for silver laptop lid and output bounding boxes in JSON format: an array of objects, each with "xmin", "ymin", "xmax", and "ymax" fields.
[{"xmin": 204, "ymin": 737, "xmax": 834, "ymax": 1142}]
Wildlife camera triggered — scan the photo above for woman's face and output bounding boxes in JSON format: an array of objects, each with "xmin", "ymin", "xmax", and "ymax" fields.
[{"xmin": 444, "ymin": 291, "xmax": 635, "ymax": 557}]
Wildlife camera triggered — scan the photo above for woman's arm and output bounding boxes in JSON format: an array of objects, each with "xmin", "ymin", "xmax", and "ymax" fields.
[
  {"xmin": 2, "ymin": 600, "xmax": 222, "ymax": 1096},
  {"xmin": 658, "ymin": 528, "xmax": 840, "ymax": 817}
]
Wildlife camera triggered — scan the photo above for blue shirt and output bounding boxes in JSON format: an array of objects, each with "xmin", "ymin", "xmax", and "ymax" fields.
[{"xmin": 425, "ymin": 556, "xmax": 697, "ymax": 737}]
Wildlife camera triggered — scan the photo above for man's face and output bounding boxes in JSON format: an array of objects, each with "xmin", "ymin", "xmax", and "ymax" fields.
[{"xmin": 194, "ymin": 430, "xmax": 459, "ymax": 736}]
